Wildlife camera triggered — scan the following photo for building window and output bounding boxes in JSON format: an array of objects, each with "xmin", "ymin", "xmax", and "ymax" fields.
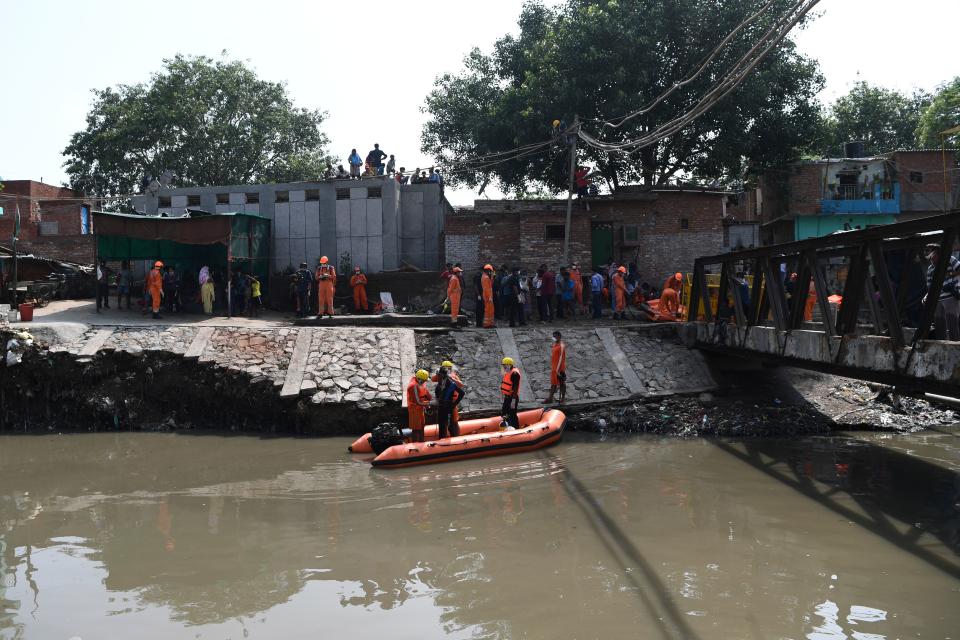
[
  {"xmin": 680, "ymin": 218, "xmax": 690, "ymax": 230},
  {"xmin": 336, "ymin": 188, "xmax": 351, "ymax": 200},
  {"xmin": 623, "ymin": 224, "xmax": 639, "ymax": 243},
  {"xmin": 216, "ymin": 193, "xmax": 229, "ymax": 204},
  {"xmin": 275, "ymin": 190, "xmax": 289, "ymax": 203},
  {"xmin": 909, "ymin": 171, "xmax": 923, "ymax": 183},
  {"xmin": 158, "ymin": 196, "xmax": 171, "ymax": 208},
  {"xmin": 367, "ymin": 187, "xmax": 382, "ymax": 199},
  {"xmin": 187, "ymin": 195, "xmax": 201, "ymax": 207},
  {"xmin": 245, "ymin": 192, "xmax": 259, "ymax": 204},
  {"xmin": 306, "ymin": 189, "xmax": 320, "ymax": 201},
  {"xmin": 545, "ymin": 224, "xmax": 565, "ymax": 241}
]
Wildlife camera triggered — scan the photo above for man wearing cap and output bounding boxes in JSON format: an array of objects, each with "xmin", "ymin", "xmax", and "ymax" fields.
[
  {"xmin": 612, "ymin": 265, "xmax": 627, "ymax": 319},
  {"xmin": 147, "ymin": 260, "xmax": 164, "ymax": 320},
  {"xmin": 447, "ymin": 267, "xmax": 463, "ymax": 325},
  {"xmin": 923, "ymin": 243, "xmax": 960, "ymax": 340},
  {"xmin": 406, "ymin": 369, "xmax": 433, "ymax": 443},
  {"xmin": 350, "ymin": 265, "xmax": 368, "ymax": 314},
  {"xmin": 481, "ymin": 264, "xmax": 496, "ymax": 328},
  {"xmin": 316, "ymin": 256, "xmax": 337, "ymax": 317},
  {"xmin": 499, "ymin": 357, "xmax": 522, "ymax": 428}
]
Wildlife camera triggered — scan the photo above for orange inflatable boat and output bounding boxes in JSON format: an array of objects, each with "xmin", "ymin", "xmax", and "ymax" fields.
[
  {"xmin": 366, "ymin": 408, "xmax": 566, "ymax": 468},
  {"xmin": 348, "ymin": 408, "xmax": 550, "ymax": 453}
]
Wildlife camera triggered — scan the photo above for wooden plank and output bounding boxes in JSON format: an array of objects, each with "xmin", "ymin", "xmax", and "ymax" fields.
[
  {"xmin": 77, "ymin": 329, "xmax": 114, "ymax": 356},
  {"xmin": 595, "ymin": 328, "xmax": 644, "ymax": 395},
  {"xmin": 184, "ymin": 327, "xmax": 215, "ymax": 359},
  {"xmin": 279, "ymin": 329, "xmax": 313, "ymax": 398},
  {"xmin": 398, "ymin": 329, "xmax": 418, "ymax": 408},
  {"xmin": 495, "ymin": 328, "xmax": 534, "ymax": 402}
]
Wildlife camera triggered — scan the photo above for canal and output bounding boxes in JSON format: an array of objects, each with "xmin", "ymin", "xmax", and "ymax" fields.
[{"xmin": 1, "ymin": 429, "xmax": 957, "ymax": 639}]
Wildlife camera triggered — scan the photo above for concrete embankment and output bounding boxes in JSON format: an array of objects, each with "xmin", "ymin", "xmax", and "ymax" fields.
[{"xmin": 0, "ymin": 322, "xmax": 717, "ymax": 435}]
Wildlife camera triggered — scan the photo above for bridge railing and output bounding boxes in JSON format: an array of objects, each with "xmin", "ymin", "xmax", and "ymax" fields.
[{"xmin": 689, "ymin": 211, "xmax": 960, "ymax": 351}]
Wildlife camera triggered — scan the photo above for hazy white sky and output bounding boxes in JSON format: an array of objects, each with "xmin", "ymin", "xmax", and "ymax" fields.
[{"xmin": 1, "ymin": 0, "xmax": 958, "ymax": 205}]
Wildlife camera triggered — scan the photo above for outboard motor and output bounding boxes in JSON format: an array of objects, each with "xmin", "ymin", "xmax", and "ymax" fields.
[{"xmin": 369, "ymin": 422, "xmax": 405, "ymax": 455}]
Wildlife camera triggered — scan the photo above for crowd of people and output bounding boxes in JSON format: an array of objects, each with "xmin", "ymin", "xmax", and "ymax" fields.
[
  {"xmin": 438, "ymin": 261, "xmax": 685, "ymax": 328},
  {"xmin": 95, "ymin": 259, "xmax": 262, "ymax": 319},
  {"xmin": 322, "ymin": 143, "xmax": 444, "ymax": 188}
]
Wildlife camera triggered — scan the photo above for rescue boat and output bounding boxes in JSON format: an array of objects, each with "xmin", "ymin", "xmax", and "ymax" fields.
[
  {"xmin": 347, "ymin": 409, "xmax": 550, "ymax": 453},
  {"xmin": 370, "ymin": 408, "xmax": 566, "ymax": 468}
]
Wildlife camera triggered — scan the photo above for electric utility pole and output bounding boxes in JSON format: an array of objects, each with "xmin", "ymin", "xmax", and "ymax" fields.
[{"xmin": 562, "ymin": 116, "xmax": 579, "ymax": 265}]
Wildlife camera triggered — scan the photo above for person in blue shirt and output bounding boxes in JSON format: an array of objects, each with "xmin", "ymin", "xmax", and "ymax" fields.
[
  {"xmin": 590, "ymin": 267, "xmax": 604, "ymax": 319},
  {"xmin": 434, "ymin": 367, "xmax": 465, "ymax": 438},
  {"xmin": 348, "ymin": 149, "xmax": 363, "ymax": 179},
  {"xmin": 429, "ymin": 168, "xmax": 443, "ymax": 188}
]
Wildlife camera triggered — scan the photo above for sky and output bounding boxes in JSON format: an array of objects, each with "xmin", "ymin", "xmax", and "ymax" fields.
[{"xmin": 1, "ymin": 0, "xmax": 959, "ymax": 206}]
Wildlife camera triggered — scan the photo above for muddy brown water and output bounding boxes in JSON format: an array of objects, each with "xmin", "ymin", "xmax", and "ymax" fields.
[{"xmin": 1, "ymin": 429, "xmax": 958, "ymax": 639}]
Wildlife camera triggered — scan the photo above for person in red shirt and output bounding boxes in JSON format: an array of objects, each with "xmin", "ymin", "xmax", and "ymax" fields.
[
  {"xmin": 574, "ymin": 166, "xmax": 592, "ymax": 198},
  {"xmin": 544, "ymin": 330, "xmax": 567, "ymax": 404}
]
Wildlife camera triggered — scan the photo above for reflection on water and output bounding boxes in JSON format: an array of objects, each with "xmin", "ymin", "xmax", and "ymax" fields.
[{"xmin": 0, "ymin": 429, "xmax": 958, "ymax": 639}]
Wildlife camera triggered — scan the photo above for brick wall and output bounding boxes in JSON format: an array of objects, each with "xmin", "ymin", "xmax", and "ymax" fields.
[
  {"xmin": 0, "ymin": 180, "xmax": 89, "ymax": 242},
  {"xmin": 18, "ymin": 236, "xmax": 95, "ymax": 265},
  {"xmin": 445, "ymin": 189, "xmax": 726, "ymax": 287},
  {"xmin": 894, "ymin": 151, "xmax": 958, "ymax": 213}
]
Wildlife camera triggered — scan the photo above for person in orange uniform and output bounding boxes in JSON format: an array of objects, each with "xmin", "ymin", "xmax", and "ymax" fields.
[
  {"xmin": 612, "ymin": 265, "xmax": 627, "ymax": 319},
  {"xmin": 544, "ymin": 330, "xmax": 567, "ymax": 404},
  {"xmin": 481, "ymin": 264, "xmax": 495, "ymax": 328},
  {"xmin": 316, "ymin": 256, "xmax": 337, "ymax": 317},
  {"xmin": 660, "ymin": 272, "xmax": 682, "ymax": 318},
  {"xmin": 447, "ymin": 266, "xmax": 463, "ymax": 325},
  {"xmin": 500, "ymin": 356, "xmax": 521, "ymax": 428},
  {"xmin": 350, "ymin": 265, "xmax": 368, "ymax": 314},
  {"xmin": 570, "ymin": 263, "xmax": 584, "ymax": 312},
  {"xmin": 663, "ymin": 272, "xmax": 683, "ymax": 296},
  {"xmin": 406, "ymin": 369, "xmax": 433, "ymax": 443},
  {"xmin": 147, "ymin": 260, "xmax": 164, "ymax": 320}
]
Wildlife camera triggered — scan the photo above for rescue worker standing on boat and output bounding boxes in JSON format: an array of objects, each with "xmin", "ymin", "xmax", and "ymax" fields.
[
  {"xmin": 432, "ymin": 360, "xmax": 464, "ymax": 426},
  {"xmin": 435, "ymin": 367, "xmax": 466, "ymax": 438},
  {"xmin": 500, "ymin": 356, "xmax": 521, "ymax": 428},
  {"xmin": 406, "ymin": 369, "xmax": 432, "ymax": 443}
]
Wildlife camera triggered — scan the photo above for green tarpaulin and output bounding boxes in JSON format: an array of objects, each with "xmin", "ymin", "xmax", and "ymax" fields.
[{"xmin": 94, "ymin": 211, "xmax": 272, "ymax": 290}]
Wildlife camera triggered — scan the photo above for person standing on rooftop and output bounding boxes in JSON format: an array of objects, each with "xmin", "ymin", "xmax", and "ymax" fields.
[
  {"xmin": 348, "ymin": 149, "xmax": 362, "ymax": 179},
  {"xmin": 367, "ymin": 144, "xmax": 387, "ymax": 175}
]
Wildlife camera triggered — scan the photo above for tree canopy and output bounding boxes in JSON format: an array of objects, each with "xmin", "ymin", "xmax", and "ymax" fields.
[
  {"xmin": 421, "ymin": 0, "xmax": 824, "ymax": 194},
  {"xmin": 916, "ymin": 77, "xmax": 960, "ymax": 147},
  {"xmin": 820, "ymin": 81, "xmax": 930, "ymax": 156},
  {"xmin": 63, "ymin": 54, "xmax": 330, "ymax": 197}
]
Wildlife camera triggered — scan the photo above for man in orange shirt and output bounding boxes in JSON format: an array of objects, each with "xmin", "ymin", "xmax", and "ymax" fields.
[
  {"xmin": 660, "ymin": 271, "xmax": 683, "ymax": 318},
  {"xmin": 147, "ymin": 260, "xmax": 164, "ymax": 320},
  {"xmin": 406, "ymin": 369, "xmax": 433, "ymax": 443},
  {"xmin": 350, "ymin": 265, "xmax": 368, "ymax": 313},
  {"xmin": 612, "ymin": 265, "xmax": 627, "ymax": 319},
  {"xmin": 570, "ymin": 263, "xmax": 584, "ymax": 312},
  {"xmin": 544, "ymin": 330, "xmax": 567, "ymax": 404},
  {"xmin": 481, "ymin": 264, "xmax": 495, "ymax": 328},
  {"xmin": 316, "ymin": 256, "xmax": 337, "ymax": 317},
  {"xmin": 447, "ymin": 266, "xmax": 463, "ymax": 325}
]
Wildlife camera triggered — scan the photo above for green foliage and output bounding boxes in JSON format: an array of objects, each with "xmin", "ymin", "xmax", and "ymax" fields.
[
  {"xmin": 821, "ymin": 82, "xmax": 930, "ymax": 155},
  {"xmin": 421, "ymin": 0, "xmax": 824, "ymax": 193},
  {"xmin": 63, "ymin": 53, "xmax": 330, "ymax": 197},
  {"xmin": 917, "ymin": 77, "xmax": 960, "ymax": 147}
]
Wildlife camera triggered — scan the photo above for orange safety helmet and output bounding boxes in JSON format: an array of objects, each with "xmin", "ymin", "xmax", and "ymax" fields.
[
  {"xmin": 618, "ymin": 266, "xmax": 626, "ymax": 273},
  {"xmin": 319, "ymin": 256, "xmax": 329, "ymax": 264},
  {"xmin": 483, "ymin": 264, "xmax": 493, "ymax": 271},
  {"xmin": 675, "ymin": 272, "xmax": 683, "ymax": 281},
  {"xmin": 154, "ymin": 260, "xmax": 164, "ymax": 268}
]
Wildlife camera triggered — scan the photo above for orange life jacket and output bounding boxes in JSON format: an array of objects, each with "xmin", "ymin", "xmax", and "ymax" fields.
[{"xmin": 500, "ymin": 367, "xmax": 521, "ymax": 397}]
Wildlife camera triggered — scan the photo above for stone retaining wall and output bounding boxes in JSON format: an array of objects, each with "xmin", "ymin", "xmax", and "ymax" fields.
[{"xmin": 29, "ymin": 322, "xmax": 717, "ymax": 415}]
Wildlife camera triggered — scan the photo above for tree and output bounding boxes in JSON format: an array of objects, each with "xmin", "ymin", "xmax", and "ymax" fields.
[
  {"xmin": 63, "ymin": 54, "xmax": 330, "ymax": 198},
  {"xmin": 916, "ymin": 77, "xmax": 960, "ymax": 148},
  {"xmin": 821, "ymin": 82, "xmax": 930, "ymax": 156},
  {"xmin": 421, "ymin": 0, "xmax": 824, "ymax": 195}
]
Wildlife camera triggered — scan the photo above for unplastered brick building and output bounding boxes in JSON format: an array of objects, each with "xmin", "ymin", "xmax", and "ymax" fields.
[
  {"xmin": 0, "ymin": 180, "xmax": 95, "ymax": 264},
  {"xmin": 445, "ymin": 186, "xmax": 756, "ymax": 284},
  {"xmin": 757, "ymin": 149, "xmax": 959, "ymax": 244}
]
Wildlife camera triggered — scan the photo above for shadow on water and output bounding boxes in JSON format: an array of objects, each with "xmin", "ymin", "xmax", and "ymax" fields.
[
  {"xmin": 542, "ymin": 450, "xmax": 699, "ymax": 640},
  {"xmin": 712, "ymin": 436, "xmax": 960, "ymax": 580}
]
